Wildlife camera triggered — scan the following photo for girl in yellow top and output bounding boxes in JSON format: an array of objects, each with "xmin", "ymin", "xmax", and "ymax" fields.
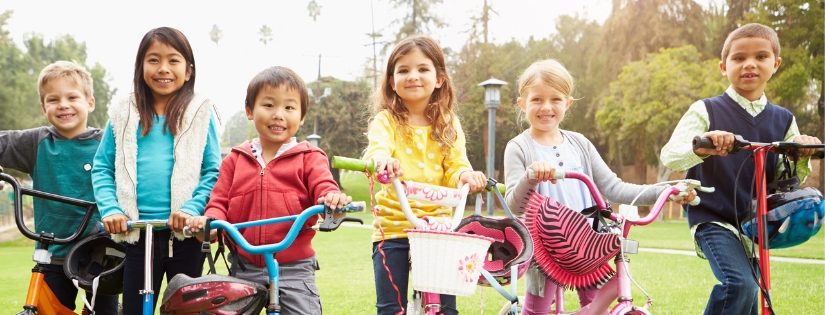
[{"xmin": 363, "ymin": 35, "xmax": 486, "ymax": 315}]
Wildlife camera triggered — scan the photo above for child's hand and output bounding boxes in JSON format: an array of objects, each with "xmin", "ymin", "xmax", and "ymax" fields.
[
  {"xmin": 528, "ymin": 161, "xmax": 559, "ymax": 184},
  {"xmin": 374, "ymin": 157, "xmax": 403, "ymax": 178},
  {"xmin": 792, "ymin": 135, "xmax": 822, "ymax": 159},
  {"xmin": 669, "ymin": 183, "xmax": 698, "ymax": 205},
  {"xmin": 695, "ymin": 130, "xmax": 735, "ymax": 156},
  {"xmin": 102, "ymin": 214, "xmax": 130, "ymax": 235},
  {"xmin": 318, "ymin": 192, "xmax": 353, "ymax": 210},
  {"xmin": 185, "ymin": 216, "xmax": 209, "ymax": 233},
  {"xmin": 168, "ymin": 210, "xmax": 192, "ymax": 232},
  {"xmin": 459, "ymin": 171, "xmax": 487, "ymax": 193}
]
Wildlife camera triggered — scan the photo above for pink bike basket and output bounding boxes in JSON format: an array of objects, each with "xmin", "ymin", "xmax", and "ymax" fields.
[{"xmin": 405, "ymin": 229, "xmax": 494, "ymax": 296}]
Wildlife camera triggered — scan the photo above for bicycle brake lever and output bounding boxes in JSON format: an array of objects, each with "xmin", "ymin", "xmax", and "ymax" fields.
[{"xmin": 318, "ymin": 203, "xmax": 364, "ymax": 232}]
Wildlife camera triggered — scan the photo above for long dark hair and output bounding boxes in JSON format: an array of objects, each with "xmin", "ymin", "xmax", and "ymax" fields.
[{"xmin": 133, "ymin": 27, "xmax": 196, "ymax": 136}]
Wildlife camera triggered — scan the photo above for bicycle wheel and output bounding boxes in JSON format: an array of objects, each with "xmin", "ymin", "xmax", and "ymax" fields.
[
  {"xmin": 14, "ymin": 309, "xmax": 37, "ymax": 315},
  {"xmin": 498, "ymin": 300, "xmax": 520, "ymax": 315}
]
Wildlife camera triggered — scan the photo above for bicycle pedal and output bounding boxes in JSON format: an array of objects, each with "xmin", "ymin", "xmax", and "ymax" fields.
[{"xmin": 622, "ymin": 239, "xmax": 639, "ymax": 254}]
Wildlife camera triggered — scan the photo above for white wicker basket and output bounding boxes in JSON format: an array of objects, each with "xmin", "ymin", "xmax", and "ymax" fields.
[{"xmin": 405, "ymin": 229, "xmax": 494, "ymax": 296}]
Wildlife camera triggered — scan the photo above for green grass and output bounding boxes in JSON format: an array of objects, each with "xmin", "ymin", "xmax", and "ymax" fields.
[{"xmin": 2, "ymin": 172, "xmax": 823, "ymax": 314}]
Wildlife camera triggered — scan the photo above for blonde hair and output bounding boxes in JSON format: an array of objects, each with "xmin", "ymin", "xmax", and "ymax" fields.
[
  {"xmin": 370, "ymin": 35, "xmax": 457, "ymax": 157},
  {"xmin": 37, "ymin": 60, "xmax": 94, "ymax": 104},
  {"xmin": 517, "ymin": 59, "xmax": 574, "ymax": 98},
  {"xmin": 721, "ymin": 23, "xmax": 780, "ymax": 61}
]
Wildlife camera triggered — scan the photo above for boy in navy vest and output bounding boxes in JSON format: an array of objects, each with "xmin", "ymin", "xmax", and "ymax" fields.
[
  {"xmin": 0, "ymin": 61, "xmax": 119, "ymax": 314},
  {"xmin": 660, "ymin": 23, "xmax": 821, "ymax": 314}
]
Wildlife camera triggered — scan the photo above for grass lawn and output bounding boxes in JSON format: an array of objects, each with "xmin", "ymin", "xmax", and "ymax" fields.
[{"xmin": 1, "ymin": 172, "xmax": 822, "ymax": 314}]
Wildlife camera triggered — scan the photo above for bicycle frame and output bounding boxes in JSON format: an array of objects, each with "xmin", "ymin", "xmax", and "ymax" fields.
[
  {"xmin": 693, "ymin": 135, "xmax": 825, "ymax": 314},
  {"xmin": 177, "ymin": 204, "xmax": 359, "ymax": 315},
  {"xmin": 533, "ymin": 170, "xmax": 706, "ymax": 315},
  {"xmin": 1, "ymin": 172, "xmax": 97, "ymax": 315},
  {"xmin": 332, "ymin": 156, "xmax": 514, "ymax": 315}
]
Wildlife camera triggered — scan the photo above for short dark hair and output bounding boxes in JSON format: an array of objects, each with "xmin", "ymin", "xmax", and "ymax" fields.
[
  {"xmin": 721, "ymin": 23, "xmax": 780, "ymax": 61},
  {"xmin": 245, "ymin": 66, "xmax": 309, "ymax": 119}
]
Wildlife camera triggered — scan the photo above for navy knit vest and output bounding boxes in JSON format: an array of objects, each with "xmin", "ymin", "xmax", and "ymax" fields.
[{"xmin": 685, "ymin": 93, "xmax": 793, "ymax": 228}]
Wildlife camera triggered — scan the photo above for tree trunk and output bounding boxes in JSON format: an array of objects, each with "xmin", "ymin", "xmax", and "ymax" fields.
[
  {"xmin": 656, "ymin": 161, "xmax": 674, "ymax": 183},
  {"xmin": 634, "ymin": 145, "xmax": 646, "ymax": 184},
  {"xmin": 818, "ymin": 79, "xmax": 824, "ymax": 193}
]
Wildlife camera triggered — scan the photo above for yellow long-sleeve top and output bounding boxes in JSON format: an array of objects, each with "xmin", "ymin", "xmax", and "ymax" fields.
[{"xmin": 363, "ymin": 111, "xmax": 474, "ymax": 242}]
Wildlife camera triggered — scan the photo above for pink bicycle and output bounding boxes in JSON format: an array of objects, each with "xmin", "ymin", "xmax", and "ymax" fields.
[
  {"xmin": 500, "ymin": 169, "xmax": 710, "ymax": 315},
  {"xmin": 332, "ymin": 156, "xmax": 531, "ymax": 315}
]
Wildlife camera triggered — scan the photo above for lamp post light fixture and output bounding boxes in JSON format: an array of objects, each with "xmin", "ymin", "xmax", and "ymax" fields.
[
  {"xmin": 308, "ymin": 87, "xmax": 332, "ymax": 135},
  {"xmin": 478, "ymin": 77, "xmax": 507, "ymax": 216},
  {"xmin": 307, "ymin": 134, "xmax": 321, "ymax": 147}
]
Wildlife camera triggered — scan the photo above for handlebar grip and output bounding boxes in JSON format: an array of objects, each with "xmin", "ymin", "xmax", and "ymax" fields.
[
  {"xmin": 332, "ymin": 156, "xmax": 374, "ymax": 173},
  {"xmin": 692, "ymin": 136, "xmax": 715, "ymax": 151},
  {"xmin": 813, "ymin": 148, "xmax": 825, "ymax": 160}
]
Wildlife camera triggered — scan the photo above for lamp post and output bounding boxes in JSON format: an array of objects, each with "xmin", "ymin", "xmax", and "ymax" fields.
[
  {"xmin": 478, "ymin": 77, "xmax": 507, "ymax": 216},
  {"xmin": 307, "ymin": 87, "xmax": 330, "ymax": 148}
]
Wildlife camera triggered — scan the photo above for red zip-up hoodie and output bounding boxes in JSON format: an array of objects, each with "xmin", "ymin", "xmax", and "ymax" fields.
[{"xmin": 204, "ymin": 140, "xmax": 339, "ymax": 266}]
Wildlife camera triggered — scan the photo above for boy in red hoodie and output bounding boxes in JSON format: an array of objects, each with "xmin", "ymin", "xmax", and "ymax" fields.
[{"xmin": 188, "ymin": 66, "xmax": 350, "ymax": 314}]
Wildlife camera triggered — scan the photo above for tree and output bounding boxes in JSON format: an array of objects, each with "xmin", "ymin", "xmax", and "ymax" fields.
[
  {"xmin": 209, "ymin": 24, "xmax": 222, "ymax": 45},
  {"xmin": 0, "ymin": 10, "xmax": 115, "ymax": 130},
  {"xmin": 297, "ymin": 78, "xmax": 373, "ymax": 160},
  {"xmin": 222, "ymin": 111, "xmax": 253, "ymax": 148},
  {"xmin": 596, "ymin": 45, "xmax": 728, "ymax": 183},
  {"xmin": 259, "ymin": 25, "xmax": 273, "ymax": 45},
  {"xmin": 743, "ymin": 0, "xmax": 824, "ymax": 191},
  {"xmin": 307, "ymin": 0, "xmax": 322, "ymax": 21},
  {"xmin": 386, "ymin": 0, "xmax": 446, "ymax": 43}
]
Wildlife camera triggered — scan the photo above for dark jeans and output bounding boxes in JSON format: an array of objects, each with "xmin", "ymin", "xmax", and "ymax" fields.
[
  {"xmin": 121, "ymin": 229, "xmax": 202, "ymax": 315},
  {"xmin": 373, "ymin": 239, "xmax": 458, "ymax": 315},
  {"xmin": 695, "ymin": 223, "xmax": 760, "ymax": 315},
  {"xmin": 43, "ymin": 263, "xmax": 119, "ymax": 315}
]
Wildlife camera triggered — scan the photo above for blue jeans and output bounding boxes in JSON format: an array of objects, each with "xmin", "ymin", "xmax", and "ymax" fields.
[
  {"xmin": 43, "ymin": 263, "xmax": 119, "ymax": 315},
  {"xmin": 694, "ymin": 223, "xmax": 759, "ymax": 315},
  {"xmin": 373, "ymin": 239, "xmax": 457, "ymax": 315},
  {"xmin": 121, "ymin": 229, "xmax": 202, "ymax": 315}
]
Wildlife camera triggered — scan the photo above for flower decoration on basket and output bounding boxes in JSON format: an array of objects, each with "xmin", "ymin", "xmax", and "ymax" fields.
[{"xmin": 458, "ymin": 253, "xmax": 485, "ymax": 283}]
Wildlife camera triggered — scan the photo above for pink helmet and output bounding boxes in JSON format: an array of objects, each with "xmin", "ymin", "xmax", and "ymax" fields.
[
  {"xmin": 455, "ymin": 214, "xmax": 533, "ymax": 286},
  {"xmin": 160, "ymin": 274, "xmax": 267, "ymax": 315}
]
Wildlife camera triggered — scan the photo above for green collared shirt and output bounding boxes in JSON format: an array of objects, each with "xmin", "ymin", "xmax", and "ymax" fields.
[{"xmin": 660, "ymin": 86, "xmax": 812, "ymax": 258}]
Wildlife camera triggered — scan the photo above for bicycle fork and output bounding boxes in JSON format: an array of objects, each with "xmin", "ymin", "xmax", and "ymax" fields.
[{"xmin": 408, "ymin": 291, "xmax": 442, "ymax": 315}]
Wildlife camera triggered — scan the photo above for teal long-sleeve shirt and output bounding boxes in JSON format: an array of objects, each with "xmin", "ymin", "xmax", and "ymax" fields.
[{"xmin": 92, "ymin": 114, "xmax": 221, "ymax": 221}]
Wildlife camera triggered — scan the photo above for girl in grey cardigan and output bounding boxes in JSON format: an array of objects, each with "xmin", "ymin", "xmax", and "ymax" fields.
[{"xmin": 504, "ymin": 59, "xmax": 693, "ymax": 314}]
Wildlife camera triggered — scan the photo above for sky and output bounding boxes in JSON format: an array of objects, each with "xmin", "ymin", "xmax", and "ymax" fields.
[{"xmin": 3, "ymin": 0, "xmax": 619, "ymax": 131}]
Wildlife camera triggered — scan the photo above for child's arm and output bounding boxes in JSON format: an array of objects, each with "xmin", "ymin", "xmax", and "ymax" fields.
[
  {"xmin": 201, "ymin": 151, "xmax": 239, "ymax": 223},
  {"xmin": 783, "ymin": 118, "xmax": 818, "ymax": 183},
  {"xmin": 660, "ymin": 101, "xmax": 713, "ymax": 171},
  {"xmin": 363, "ymin": 112, "xmax": 402, "ymax": 177},
  {"xmin": 91, "ymin": 122, "xmax": 131, "ymax": 234},
  {"xmin": 443, "ymin": 118, "xmax": 477, "ymax": 190},
  {"xmin": 583, "ymin": 135, "xmax": 666, "ymax": 205},
  {"xmin": 503, "ymin": 140, "xmax": 537, "ymax": 214},
  {"xmin": 304, "ymin": 150, "xmax": 345, "ymax": 209},
  {"xmin": 0, "ymin": 128, "xmax": 44, "ymax": 173},
  {"xmin": 173, "ymin": 115, "xmax": 222, "ymax": 230}
]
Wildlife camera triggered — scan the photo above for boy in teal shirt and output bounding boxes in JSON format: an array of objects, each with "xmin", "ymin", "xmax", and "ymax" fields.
[{"xmin": 0, "ymin": 60, "xmax": 118, "ymax": 314}]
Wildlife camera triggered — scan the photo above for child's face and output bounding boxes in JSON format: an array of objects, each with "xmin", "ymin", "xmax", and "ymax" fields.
[
  {"xmin": 246, "ymin": 84, "xmax": 305, "ymax": 150},
  {"xmin": 390, "ymin": 48, "xmax": 444, "ymax": 109},
  {"xmin": 40, "ymin": 77, "xmax": 95, "ymax": 139},
  {"xmin": 142, "ymin": 40, "xmax": 191, "ymax": 108},
  {"xmin": 720, "ymin": 37, "xmax": 781, "ymax": 101},
  {"xmin": 517, "ymin": 84, "xmax": 573, "ymax": 134}
]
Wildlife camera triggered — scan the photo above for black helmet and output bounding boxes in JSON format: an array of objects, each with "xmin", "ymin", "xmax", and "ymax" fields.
[{"xmin": 63, "ymin": 232, "xmax": 126, "ymax": 295}]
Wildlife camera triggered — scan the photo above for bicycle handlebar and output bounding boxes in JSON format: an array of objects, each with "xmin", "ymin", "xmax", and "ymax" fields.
[
  {"xmin": 693, "ymin": 135, "xmax": 825, "ymax": 158},
  {"xmin": 0, "ymin": 171, "xmax": 98, "ymax": 246},
  {"xmin": 182, "ymin": 204, "xmax": 361, "ymax": 255},
  {"xmin": 527, "ymin": 169, "xmax": 712, "ymax": 227},
  {"xmin": 331, "ymin": 156, "xmax": 505, "ymax": 193}
]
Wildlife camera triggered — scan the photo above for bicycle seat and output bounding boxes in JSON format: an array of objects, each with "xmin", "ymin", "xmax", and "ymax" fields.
[{"xmin": 524, "ymin": 191, "xmax": 621, "ymax": 290}]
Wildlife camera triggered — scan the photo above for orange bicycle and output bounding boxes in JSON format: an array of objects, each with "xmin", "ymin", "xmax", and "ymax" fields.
[{"xmin": 2, "ymin": 170, "xmax": 123, "ymax": 315}]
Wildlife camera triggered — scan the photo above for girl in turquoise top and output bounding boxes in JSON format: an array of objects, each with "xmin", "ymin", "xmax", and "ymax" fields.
[{"xmin": 92, "ymin": 27, "xmax": 221, "ymax": 315}]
